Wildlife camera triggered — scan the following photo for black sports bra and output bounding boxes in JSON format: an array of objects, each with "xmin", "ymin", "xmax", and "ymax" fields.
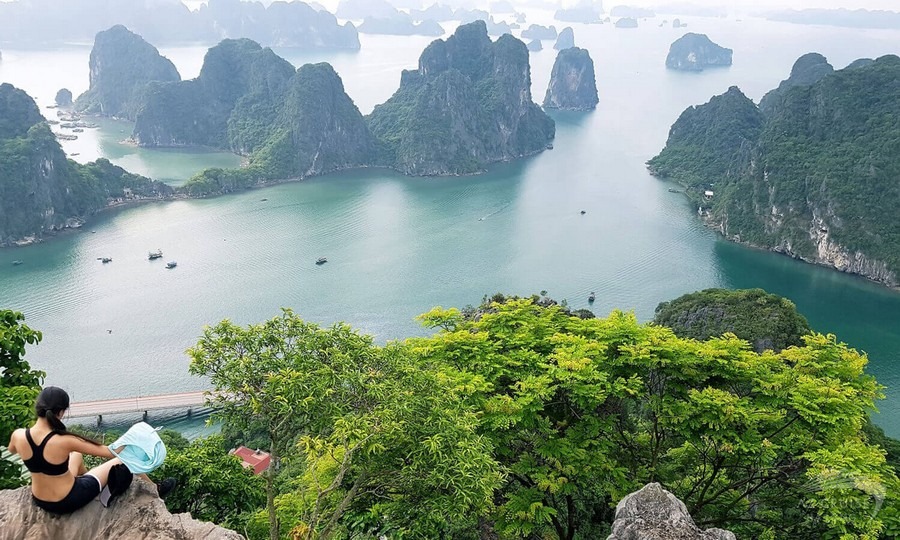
[{"xmin": 22, "ymin": 429, "xmax": 69, "ymax": 476}]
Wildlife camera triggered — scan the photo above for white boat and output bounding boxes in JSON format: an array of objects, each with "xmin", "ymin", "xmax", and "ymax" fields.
[
  {"xmin": 166, "ymin": 261, "xmax": 177, "ymax": 269},
  {"xmin": 148, "ymin": 250, "xmax": 163, "ymax": 260}
]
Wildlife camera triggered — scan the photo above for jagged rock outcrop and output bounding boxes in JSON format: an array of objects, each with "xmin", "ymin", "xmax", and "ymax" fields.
[
  {"xmin": 758, "ymin": 52, "xmax": 833, "ymax": 114},
  {"xmin": 0, "ymin": 481, "xmax": 244, "ymax": 540},
  {"xmin": 521, "ymin": 24, "xmax": 557, "ymax": 40},
  {"xmin": 607, "ymin": 483, "xmax": 736, "ymax": 540},
  {"xmin": 543, "ymin": 47, "xmax": 598, "ymax": 111},
  {"xmin": 246, "ymin": 63, "xmax": 377, "ymax": 180},
  {"xmin": 527, "ymin": 39, "xmax": 543, "ymax": 52},
  {"xmin": 74, "ymin": 25, "xmax": 180, "ymax": 119},
  {"xmin": 665, "ymin": 33, "xmax": 732, "ymax": 71},
  {"xmin": 554, "ymin": 27, "xmax": 575, "ymax": 50},
  {"xmin": 54, "ymin": 88, "xmax": 72, "ymax": 107},
  {"xmin": 132, "ymin": 38, "xmax": 296, "ymax": 152},
  {"xmin": 367, "ymin": 21, "xmax": 555, "ymax": 175},
  {"xmin": 0, "ymin": 84, "xmax": 173, "ymax": 246},
  {"xmin": 648, "ymin": 54, "xmax": 900, "ymax": 288}
]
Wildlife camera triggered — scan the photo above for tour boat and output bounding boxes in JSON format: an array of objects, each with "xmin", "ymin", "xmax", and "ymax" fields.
[
  {"xmin": 166, "ymin": 261, "xmax": 177, "ymax": 269},
  {"xmin": 315, "ymin": 257, "xmax": 327, "ymax": 265},
  {"xmin": 148, "ymin": 250, "xmax": 163, "ymax": 260},
  {"xmin": 588, "ymin": 292, "xmax": 596, "ymax": 303}
]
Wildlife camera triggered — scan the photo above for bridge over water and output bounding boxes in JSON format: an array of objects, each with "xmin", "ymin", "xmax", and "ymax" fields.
[{"xmin": 69, "ymin": 391, "xmax": 209, "ymax": 424}]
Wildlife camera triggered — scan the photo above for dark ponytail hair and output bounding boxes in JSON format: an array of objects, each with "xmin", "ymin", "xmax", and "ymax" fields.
[{"xmin": 35, "ymin": 386, "xmax": 100, "ymax": 445}]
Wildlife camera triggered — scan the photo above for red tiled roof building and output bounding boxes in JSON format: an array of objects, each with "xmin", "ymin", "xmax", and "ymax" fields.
[{"xmin": 230, "ymin": 446, "xmax": 271, "ymax": 475}]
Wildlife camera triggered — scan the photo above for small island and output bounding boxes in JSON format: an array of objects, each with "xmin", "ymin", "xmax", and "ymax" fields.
[
  {"xmin": 543, "ymin": 47, "xmax": 599, "ymax": 111},
  {"xmin": 55, "ymin": 88, "xmax": 73, "ymax": 107},
  {"xmin": 527, "ymin": 39, "xmax": 542, "ymax": 52},
  {"xmin": 521, "ymin": 24, "xmax": 557, "ymax": 40},
  {"xmin": 615, "ymin": 17, "xmax": 638, "ymax": 28},
  {"xmin": 665, "ymin": 33, "xmax": 732, "ymax": 71},
  {"xmin": 358, "ymin": 14, "xmax": 444, "ymax": 36}
]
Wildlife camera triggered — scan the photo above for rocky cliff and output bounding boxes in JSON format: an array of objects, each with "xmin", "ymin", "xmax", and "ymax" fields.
[
  {"xmin": 367, "ymin": 21, "xmax": 555, "ymax": 175},
  {"xmin": 0, "ymin": 84, "xmax": 173, "ymax": 246},
  {"xmin": 665, "ymin": 33, "xmax": 732, "ymax": 71},
  {"xmin": 0, "ymin": 480, "xmax": 244, "ymax": 540},
  {"xmin": 554, "ymin": 26, "xmax": 575, "ymax": 50},
  {"xmin": 543, "ymin": 47, "xmax": 599, "ymax": 111},
  {"xmin": 132, "ymin": 38, "xmax": 296, "ymax": 152},
  {"xmin": 758, "ymin": 52, "xmax": 833, "ymax": 115},
  {"xmin": 607, "ymin": 483, "xmax": 736, "ymax": 540},
  {"xmin": 74, "ymin": 25, "xmax": 180, "ymax": 119},
  {"xmin": 648, "ymin": 54, "xmax": 900, "ymax": 287},
  {"xmin": 54, "ymin": 89, "xmax": 72, "ymax": 107}
]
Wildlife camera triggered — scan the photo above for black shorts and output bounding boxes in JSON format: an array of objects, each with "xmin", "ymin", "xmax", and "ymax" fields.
[{"xmin": 33, "ymin": 474, "xmax": 102, "ymax": 515}]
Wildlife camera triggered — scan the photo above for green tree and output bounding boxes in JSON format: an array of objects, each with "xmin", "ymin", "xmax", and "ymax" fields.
[
  {"xmin": 153, "ymin": 435, "xmax": 266, "ymax": 529},
  {"xmin": 189, "ymin": 309, "xmax": 499, "ymax": 540},
  {"xmin": 0, "ymin": 310, "xmax": 44, "ymax": 489},
  {"xmin": 413, "ymin": 297, "xmax": 897, "ymax": 539}
]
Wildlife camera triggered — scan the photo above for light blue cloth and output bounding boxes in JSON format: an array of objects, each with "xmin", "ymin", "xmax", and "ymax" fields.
[{"xmin": 108, "ymin": 422, "xmax": 167, "ymax": 474}]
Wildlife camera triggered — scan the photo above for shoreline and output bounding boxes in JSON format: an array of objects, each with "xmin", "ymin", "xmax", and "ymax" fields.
[{"xmin": 658, "ymin": 176, "xmax": 900, "ymax": 294}]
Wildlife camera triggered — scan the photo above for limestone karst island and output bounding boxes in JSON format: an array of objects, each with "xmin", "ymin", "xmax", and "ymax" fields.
[{"xmin": 2, "ymin": 1, "xmax": 900, "ymax": 539}]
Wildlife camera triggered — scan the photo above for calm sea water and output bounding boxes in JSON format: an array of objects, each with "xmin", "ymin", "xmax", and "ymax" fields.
[{"xmin": 1, "ymin": 16, "xmax": 899, "ymax": 435}]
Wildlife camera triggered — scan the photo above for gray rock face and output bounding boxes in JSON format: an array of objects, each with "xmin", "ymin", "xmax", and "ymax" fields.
[
  {"xmin": 0, "ymin": 480, "xmax": 244, "ymax": 540},
  {"xmin": 554, "ymin": 27, "xmax": 575, "ymax": 50},
  {"xmin": 607, "ymin": 483, "xmax": 736, "ymax": 540},
  {"xmin": 666, "ymin": 33, "xmax": 732, "ymax": 71},
  {"xmin": 758, "ymin": 52, "xmax": 833, "ymax": 114},
  {"xmin": 527, "ymin": 39, "xmax": 543, "ymax": 52},
  {"xmin": 543, "ymin": 47, "xmax": 598, "ymax": 111},
  {"xmin": 74, "ymin": 25, "xmax": 180, "ymax": 119}
]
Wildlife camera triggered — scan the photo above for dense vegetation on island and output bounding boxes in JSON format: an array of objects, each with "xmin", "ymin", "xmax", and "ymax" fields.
[
  {"xmin": 665, "ymin": 33, "xmax": 732, "ymax": 72},
  {"xmin": 75, "ymin": 25, "xmax": 181, "ymax": 119},
  {"xmin": 4, "ymin": 290, "xmax": 900, "ymax": 538},
  {"xmin": 0, "ymin": 84, "xmax": 172, "ymax": 245},
  {"xmin": 648, "ymin": 54, "xmax": 900, "ymax": 286},
  {"xmin": 0, "ymin": 0, "xmax": 359, "ymax": 50},
  {"xmin": 653, "ymin": 288, "xmax": 811, "ymax": 352},
  {"xmin": 367, "ymin": 21, "xmax": 555, "ymax": 175}
]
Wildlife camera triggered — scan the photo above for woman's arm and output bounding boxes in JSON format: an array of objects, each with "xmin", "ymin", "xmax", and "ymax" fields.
[
  {"xmin": 7, "ymin": 430, "xmax": 19, "ymax": 454},
  {"xmin": 61, "ymin": 434, "xmax": 115, "ymax": 459}
]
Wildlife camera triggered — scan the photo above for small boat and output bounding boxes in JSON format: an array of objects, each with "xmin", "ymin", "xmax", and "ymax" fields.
[
  {"xmin": 260, "ymin": 198, "xmax": 268, "ymax": 202},
  {"xmin": 588, "ymin": 292, "xmax": 596, "ymax": 303},
  {"xmin": 72, "ymin": 128, "xmax": 84, "ymax": 133},
  {"xmin": 580, "ymin": 210, "xmax": 586, "ymax": 215},
  {"xmin": 166, "ymin": 261, "xmax": 177, "ymax": 269},
  {"xmin": 315, "ymin": 257, "xmax": 327, "ymax": 265},
  {"xmin": 12, "ymin": 260, "xmax": 23, "ymax": 266},
  {"xmin": 668, "ymin": 188, "xmax": 682, "ymax": 193},
  {"xmin": 148, "ymin": 249, "xmax": 163, "ymax": 260},
  {"xmin": 71, "ymin": 152, "xmax": 80, "ymax": 156},
  {"xmin": 97, "ymin": 257, "xmax": 112, "ymax": 263}
]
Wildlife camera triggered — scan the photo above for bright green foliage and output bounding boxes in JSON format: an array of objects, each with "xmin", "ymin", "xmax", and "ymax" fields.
[
  {"xmin": 653, "ymin": 288, "xmax": 812, "ymax": 352},
  {"xmin": 649, "ymin": 55, "xmax": 900, "ymax": 279},
  {"xmin": 153, "ymin": 435, "xmax": 266, "ymax": 530},
  {"xmin": 412, "ymin": 297, "xmax": 897, "ymax": 539},
  {"xmin": 189, "ymin": 310, "xmax": 499, "ymax": 540},
  {"xmin": 0, "ymin": 310, "xmax": 44, "ymax": 489}
]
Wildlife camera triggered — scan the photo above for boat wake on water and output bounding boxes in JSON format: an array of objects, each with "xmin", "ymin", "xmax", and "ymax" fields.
[{"xmin": 478, "ymin": 201, "xmax": 512, "ymax": 221}]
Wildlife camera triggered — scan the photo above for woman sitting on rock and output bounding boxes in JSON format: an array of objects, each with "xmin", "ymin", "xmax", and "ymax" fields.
[{"xmin": 7, "ymin": 386, "xmax": 173, "ymax": 515}]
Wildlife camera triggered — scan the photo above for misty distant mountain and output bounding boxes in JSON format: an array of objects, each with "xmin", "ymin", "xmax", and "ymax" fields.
[
  {"xmin": 0, "ymin": 0, "xmax": 360, "ymax": 50},
  {"xmin": 766, "ymin": 9, "xmax": 900, "ymax": 30}
]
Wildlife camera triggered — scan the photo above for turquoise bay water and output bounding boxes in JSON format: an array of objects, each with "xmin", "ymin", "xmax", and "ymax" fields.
[{"xmin": 1, "ymin": 17, "xmax": 899, "ymax": 435}]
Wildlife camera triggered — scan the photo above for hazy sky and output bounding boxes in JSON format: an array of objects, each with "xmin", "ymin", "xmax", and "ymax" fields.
[{"xmin": 171, "ymin": 0, "xmax": 900, "ymax": 10}]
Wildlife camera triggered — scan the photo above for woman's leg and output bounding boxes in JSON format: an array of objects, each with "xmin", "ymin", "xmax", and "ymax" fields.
[
  {"xmin": 85, "ymin": 457, "xmax": 122, "ymax": 488},
  {"xmin": 68, "ymin": 452, "xmax": 87, "ymax": 476}
]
